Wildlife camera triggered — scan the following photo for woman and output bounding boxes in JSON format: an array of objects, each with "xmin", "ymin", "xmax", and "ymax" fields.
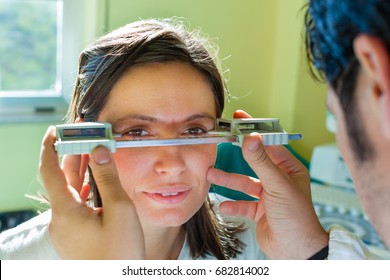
[{"xmin": 0, "ymin": 18, "xmax": 265, "ymax": 260}]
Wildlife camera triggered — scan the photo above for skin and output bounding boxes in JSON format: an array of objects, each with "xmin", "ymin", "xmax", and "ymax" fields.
[
  {"xmin": 40, "ymin": 62, "xmax": 218, "ymax": 259},
  {"xmin": 40, "ymin": 130, "xmax": 144, "ymax": 259},
  {"xmin": 98, "ymin": 62, "xmax": 218, "ymax": 259},
  {"xmin": 327, "ymin": 34, "xmax": 390, "ymax": 248},
  {"xmin": 207, "ymin": 111, "xmax": 329, "ymax": 259}
]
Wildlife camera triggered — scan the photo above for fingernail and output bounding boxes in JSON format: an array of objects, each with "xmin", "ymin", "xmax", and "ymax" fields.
[
  {"xmin": 92, "ymin": 147, "xmax": 111, "ymax": 164},
  {"xmin": 247, "ymin": 133, "xmax": 261, "ymax": 152}
]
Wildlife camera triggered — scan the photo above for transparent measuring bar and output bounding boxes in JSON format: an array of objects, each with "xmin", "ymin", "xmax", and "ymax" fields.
[{"xmin": 54, "ymin": 118, "xmax": 302, "ymax": 156}]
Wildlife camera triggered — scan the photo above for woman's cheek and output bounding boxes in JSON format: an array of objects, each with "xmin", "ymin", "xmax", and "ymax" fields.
[
  {"xmin": 111, "ymin": 151, "xmax": 144, "ymax": 193},
  {"xmin": 111, "ymin": 145, "xmax": 217, "ymax": 181},
  {"xmin": 188, "ymin": 145, "xmax": 217, "ymax": 173}
]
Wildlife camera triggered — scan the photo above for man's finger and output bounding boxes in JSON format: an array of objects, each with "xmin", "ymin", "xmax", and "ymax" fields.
[
  {"xmin": 219, "ymin": 200, "xmax": 264, "ymax": 222},
  {"xmin": 207, "ymin": 167, "xmax": 262, "ymax": 199},
  {"xmin": 62, "ymin": 154, "xmax": 89, "ymax": 192},
  {"xmin": 88, "ymin": 146, "xmax": 141, "ymax": 231},
  {"xmin": 39, "ymin": 126, "xmax": 78, "ymax": 211},
  {"xmin": 233, "ymin": 110, "xmax": 252, "ymax": 118},
  {"xmin": 241, "ymin": 133, "xmax": 291, "ymax": 187},
  {"xmin": 88, "ymin": 146, "xmax": 135, "ymax": 211},
  {"xmin": 60, "ymin": 117, "xmax": 89, "ymax": 192}
]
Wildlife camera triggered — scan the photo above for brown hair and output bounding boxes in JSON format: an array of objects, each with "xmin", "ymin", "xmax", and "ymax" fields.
[{"xmin": 67, "ymin": 18, "xmax": 245, "ymax": 259}]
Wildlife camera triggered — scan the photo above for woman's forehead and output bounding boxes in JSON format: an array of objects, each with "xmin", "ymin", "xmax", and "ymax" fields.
[{"xmin": 98, "ymin": 62, "xmax": 217, "ymax": 122}]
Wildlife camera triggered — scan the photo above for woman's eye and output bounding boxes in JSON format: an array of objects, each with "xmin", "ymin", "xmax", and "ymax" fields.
[
  {"xmin": 184, "ymin": 127, "xmax": 207, "ymax": 136},
  {"xmin": 123, "ymin": 128, "xmax": 150, "ymax": 139}
]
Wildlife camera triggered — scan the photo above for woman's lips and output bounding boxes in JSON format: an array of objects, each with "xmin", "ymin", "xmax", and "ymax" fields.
[{"xmin": 144, "ymin": 186, "xmax": 191, "ymax": 204}]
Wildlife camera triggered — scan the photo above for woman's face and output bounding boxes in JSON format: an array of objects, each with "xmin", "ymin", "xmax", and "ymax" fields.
[{"xmin": 98, "ymin": 62, "xmax": 218, "ymax": 228}]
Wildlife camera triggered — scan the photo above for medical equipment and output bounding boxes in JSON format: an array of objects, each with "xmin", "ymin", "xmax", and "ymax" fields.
[
  {"xmin": 310, "ymin": 144, "xmax": 390, "ymax": 258},
  {"xmin": 54, "ymin": 118, "xmax": 302, "ymax": 156}
]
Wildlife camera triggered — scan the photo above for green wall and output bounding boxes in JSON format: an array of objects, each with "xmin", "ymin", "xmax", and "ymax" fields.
[
  {"xmin": 104, "ymin": 0, "xmax": 334, "ymax": 158},
  {"xmin": 268, "ymin": 0, "xmax": 335, "ymax": 158},
  {"xmin": 0, "ymin": 0, "xmax": 334, "ymax": 212},
  {"xmin": 0, "ymin": 123, "xmax": 50, "ymax": 211},
  {"xmin": 105, "ymin": 0, "xmax": 278, "ymax": 120}
]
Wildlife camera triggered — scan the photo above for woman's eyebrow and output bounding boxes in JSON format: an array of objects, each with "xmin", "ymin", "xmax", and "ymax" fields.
[
  {"xmin": 184, "ymin": 113, "xmax": 216, "ymax": 122},
  {"xmin": 116, "ymin": 114, "xmax": 158, "ymax": 123},
  {"xmin": 116, "ymin": 113, "xmax": 216, "ymax": 123}
]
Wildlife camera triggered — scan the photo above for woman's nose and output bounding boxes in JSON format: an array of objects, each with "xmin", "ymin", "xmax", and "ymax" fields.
[{"xmin": 153, "ymin": 146, "xmax": 186, "ymax": 175}]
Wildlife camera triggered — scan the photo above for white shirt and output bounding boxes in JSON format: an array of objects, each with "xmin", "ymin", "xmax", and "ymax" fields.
[
  {"xmin": 0, "ymin": 211, "xmax": 381, "ymax": 260},
  {"xmin": 0, "ymin": 211, "xmax": 266, "ymax": 260},
  {"xmin": 327, "ymin": 225, "xmax": 381, "ymax": 259},
  {"xmin": 0, "ymin": 211, "xmax": 58, "ymax": 259}
]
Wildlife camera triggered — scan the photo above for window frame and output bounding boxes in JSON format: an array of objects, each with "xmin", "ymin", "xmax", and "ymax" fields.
[{"xmin": 0, "ymin": 0, "xmax": 86, "ymax": 123}]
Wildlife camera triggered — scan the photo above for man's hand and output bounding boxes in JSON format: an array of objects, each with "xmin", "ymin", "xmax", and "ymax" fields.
[
  {"xmin": 207, "ymin": 110, "xmax": 328, "ymax": 259},
  {"xmin": 39, "ymin": 126, "xmax": 145, "ymax": 259}
]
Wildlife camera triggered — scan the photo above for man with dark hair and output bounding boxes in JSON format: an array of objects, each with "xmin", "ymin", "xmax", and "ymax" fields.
[
  {"xmin": 303, "ymin": 0, "xmax": 390, "ymax": 257},
  {"xmin": 208, "ymin": 0, "xmax": 390, "ymax": 259}
]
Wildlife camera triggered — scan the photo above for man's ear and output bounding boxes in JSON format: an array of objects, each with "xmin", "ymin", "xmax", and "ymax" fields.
[{"xmin": 354, "ymin": 34, "xmax": 390, "ymax": 139}]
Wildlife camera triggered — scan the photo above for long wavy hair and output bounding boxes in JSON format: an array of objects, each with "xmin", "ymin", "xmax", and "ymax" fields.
[{"xmin": 66, "ymin": 18, "xmax": 245, "ymax": 259}]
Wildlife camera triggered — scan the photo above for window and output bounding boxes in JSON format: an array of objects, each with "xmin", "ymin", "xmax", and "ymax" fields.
[{"xmin": 0, "ymin": 0, "xmax": 85, "ymax": 122}]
